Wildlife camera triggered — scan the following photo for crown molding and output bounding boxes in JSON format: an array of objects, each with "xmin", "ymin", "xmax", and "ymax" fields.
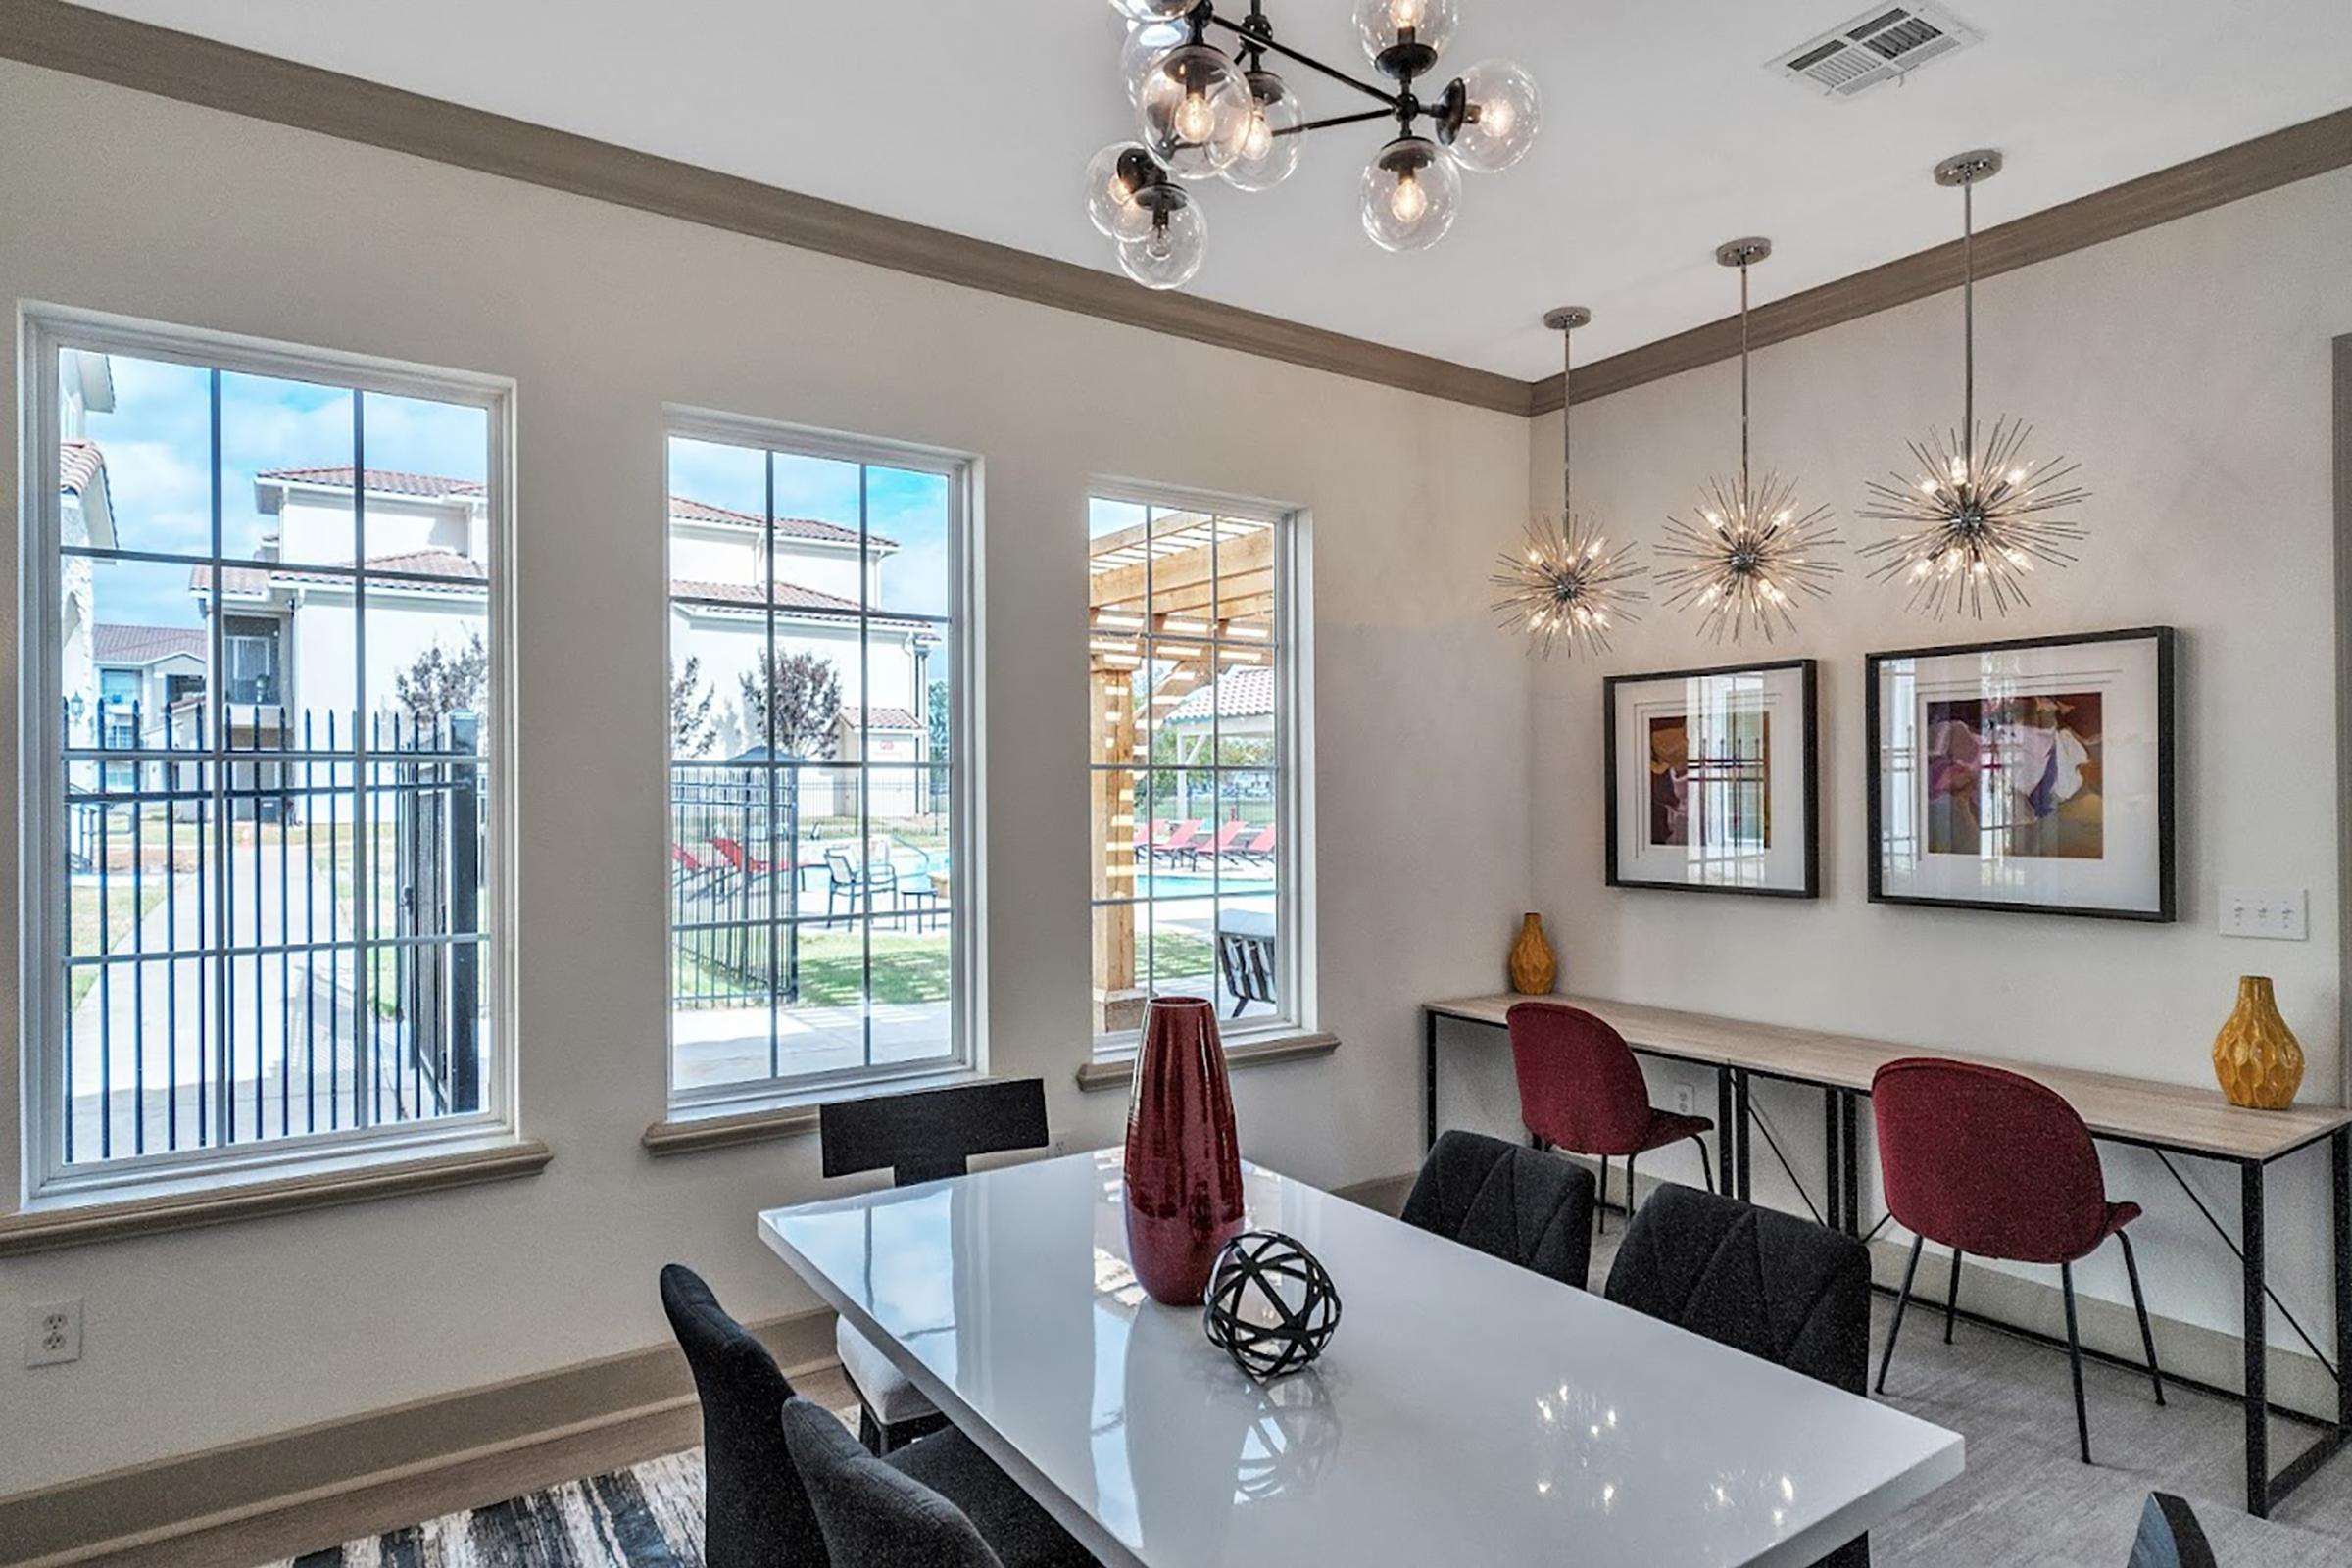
[
  {"xmin": 1533, "ymin": 106, "xmax": 2352, "ymax": 415},
  {"xmin": 6, "ymin": 5, "xmax": 2348, "ymax": 422},
  {"xmin": 0, "ymin": 1, "xmax": 1533, "ymax": 416}
]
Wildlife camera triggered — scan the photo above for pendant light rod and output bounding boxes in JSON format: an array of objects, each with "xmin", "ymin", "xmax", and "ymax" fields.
[
  {"xmin": 1543, "ymin": 306, "xmax": 1590, "ymax": 517},
  {"xmin": 1935, "ymin": 150, "xmax": 2002, "ymax": 475},
  {"xmin": 1715, "ymin": 238, "xmax": 1771, "ymax": 500}
]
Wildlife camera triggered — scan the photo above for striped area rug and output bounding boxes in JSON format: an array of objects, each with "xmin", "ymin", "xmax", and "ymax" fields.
[{"xmin": 270, "ymin": 1450, "xmax": 707, "ymax": 1568}]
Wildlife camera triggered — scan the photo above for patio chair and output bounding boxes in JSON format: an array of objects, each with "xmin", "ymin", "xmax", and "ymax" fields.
[
  {"xmin": 1199, "ymin": 819, "xmax": 1251, "ymax": 868},
  {"xmin": 1150, "ymin": 819, "xmax": 1205, "ymax": 867},
  {"xmin": 1215, "ymin": 923, "xmax": 1276, "ymax": 1018},
  {"xmin": 709, "ymin": 835, "xmax": 776, "ymax": 878},
  {"xmin": 826, "ymin": 846, "xmax": 901, "ymax": 926},
  {"xmin": 1234, "ymin": 823, "xmax": 1277, "ymax": 864}
]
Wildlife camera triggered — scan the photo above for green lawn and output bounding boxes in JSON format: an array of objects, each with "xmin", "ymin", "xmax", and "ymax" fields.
[
  {"xmin": 674, "ymin": 926, "xmax": 1216, "ymax": 1007},
  {"xmin": 67, "ymin": 881, "xmax": 171, "ymax": 1008}
]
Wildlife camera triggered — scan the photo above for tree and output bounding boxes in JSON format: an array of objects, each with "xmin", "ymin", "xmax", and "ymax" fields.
[
  {"xmin": 669, "ymin": 656, "xmax": 717, "ymax": 757},
  {"xmin": 737, "ymin": 650, "xmax": 842, "ymax": 759},
  {"xmin": 927, "ymin": 677, "xmax": 950, "ymax": 762},
  {"xmin": 394, "ymin": 631, "xmax": 487, "ymax": 735}
]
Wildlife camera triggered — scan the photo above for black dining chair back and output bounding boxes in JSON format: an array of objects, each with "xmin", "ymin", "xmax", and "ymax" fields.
[
  {"xmin": 781, "ymin": 1397, "xmax": 1006, "ymax": 1568},
  {"xmin": 659, "ymin": 1264, "xmax": 824, "ymax": 1568},
  {"xmin": 1400, "ymin": 1129, "xmax": 1596, "ymax": 1291},
  {"xmin": 1604, "ymin": 1184, "xmax": 1874, "ymax": 1568},
  {"xmin": 820, "ymin": 1078, "xmax": 1050, "ymax": 1189},
  {"xmin": 2127, "ymin": 1493, "xmax": 2217, "ymax": 1568}
]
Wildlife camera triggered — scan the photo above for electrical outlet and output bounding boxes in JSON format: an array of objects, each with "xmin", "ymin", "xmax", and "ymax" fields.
[
  {"xmin": 2221, "ymin": 887, "xmax": 2309, "ymax": 942},
  {"xmin": 26, "ymin": 1298, "xmax": 81, "ymax": 1368},
  {"xmin": 1672, "ymin": 1084, "xmax": 1695, "ymax": 1117}
]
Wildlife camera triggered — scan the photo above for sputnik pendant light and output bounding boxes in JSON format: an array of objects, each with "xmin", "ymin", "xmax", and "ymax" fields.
[
  {"xmin": 1492, "ymin": 307, "xmax": 1646, "ymax": 656},
  {"xmin": 1655, "ymin": 239, "xmax": 1841, "ymax": 643},
  {"xmin": 1858, "ymin": 150, "xmax": 2089, "ymax": 618}
]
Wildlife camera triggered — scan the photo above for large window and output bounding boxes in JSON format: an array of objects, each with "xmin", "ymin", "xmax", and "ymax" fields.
[
  {"xmin": 1088, "ymin": 488, "xmax": 1302, "ymax": 1053},
  {"xmin": 21, "ymin": 309, "xmax": 514, "ymax": 1198},
  {"xmin": 664, "ymin": 414, "xmax": 972, "ymax": 1110}
]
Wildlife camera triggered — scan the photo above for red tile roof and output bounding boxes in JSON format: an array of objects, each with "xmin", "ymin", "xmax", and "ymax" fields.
[
  {"xmin": 61, "ymin": 439, "xmax": 107, "ymax": 495},
  {"xmin": 1165, "ymin": 663, "xmax": 1275, "ymax": 724},
  {"xmin": 192, "ymin": 548, "xmax": 489, "ymax": 594},
  {"xmin": 843, "ymin": 707, "xmax": 922, "ymax": 731},
  {"xmin": 93, "ymin": 623, "xmax": 206, "ymax": 663},
  {"xmin": 258, "ymin": 468, "xmax": 892, "ymax": 547},
  {"xmin": 670, "ymin": 576, "xmax": 861, "ymax": 612}
]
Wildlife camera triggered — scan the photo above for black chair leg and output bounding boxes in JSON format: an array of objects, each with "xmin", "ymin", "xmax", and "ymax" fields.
[
  {"xmin": 1595, "ymin": 1156, "xmax": 1609, "ymax": 1236},
  {"xmin": 1693, "ymin": 1135, "xmax": 1716, "ymax": 1196},
  {"xmin": 1877, "ymin": 1235, "xmax": 1925, "ymax": 1395},
  {"xmin": 1944, "ymin": 1248, "xmax": 1964, "ymax": 1345},
  {"xmin": 2061, "ymin": 1261, "xmax": 2092, "ymax": 1464},
  {"xmin": 1625, "ymin": 1153, "xmax": 1639, "ymax": 1218},
  {"xmin": 858, "ymin": 1401, "xmax": 883, "ymax": 1454},
  {"xmin": 2118, "ymin": 1232, "xmax": 2166, "ymax": 1406}
]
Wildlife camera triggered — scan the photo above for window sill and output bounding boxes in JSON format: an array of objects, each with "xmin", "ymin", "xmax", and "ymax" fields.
[
  {"xmin": 644, "ymin": 1067, "xmax": 984, "ymax": 1156},
  {"xmin": 0, "ymin": 1136, "xmax": 552, "ymax": 1258},
  {"xmin": 1074, "ymin": 1029, "xmax": 1341, "ymax": 1093}
]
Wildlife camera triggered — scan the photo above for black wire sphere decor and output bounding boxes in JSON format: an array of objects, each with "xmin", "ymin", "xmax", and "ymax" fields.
[{"xmin": 1202, "ymin": 1230, "xmax": 1342, "ymax": 1380}]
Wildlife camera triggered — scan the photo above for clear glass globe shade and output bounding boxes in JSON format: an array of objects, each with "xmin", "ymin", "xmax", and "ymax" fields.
[
  {"xmin": 1086, "ymin": 142, "xmax": 1160, "ymax": 241},
  {"xmin": 1116, "ymin": 199, "xmax": 1206, "ymax": 290},
  {"xmin": 1108, "ymin": 0, "xmax": 1195, "ymax": 21},
  {"xmin": 1136, "ymin": 44, "xmax": 1253, "ymax": 180},
  {"xmin": 1360, "ymin": 137, "xmax": 1459, "ymax": 252},
  {"xmin": 1447, "ymin": 60, "xmax": 1541, "ymax": 172},
  {"xmin": 1120, "ymin": 18, "xmax": 1187, "ymax": 105},
  {"xmin": 1352, "ymin": 0, "xmax": 1459, "ymax": 64},
  {"xmin": 1222, "ymin": 71, "xmax": 1302, "ymax": 191}
]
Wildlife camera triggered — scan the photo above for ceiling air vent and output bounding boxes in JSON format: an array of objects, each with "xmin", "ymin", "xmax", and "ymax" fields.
[{"xmin": 1769, "ymin": 4, "xmax": 1980, "ymax": 100}]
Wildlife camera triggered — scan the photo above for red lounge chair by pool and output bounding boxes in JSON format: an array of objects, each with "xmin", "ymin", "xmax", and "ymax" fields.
[
  {"xmin": 1151, "ymin": 819, "xmax": 1205, "ymax": 864},
  {"xmin": 1200, "ymin": 819, "xmax": 1251, "ymax": 867},
  {"xmin": 1233, "ymin": 823, "xmax": 1277, "ymax": 864},
  {"xmin": 709, "ymin": 835, "xmax": 776, "ymax": 877}
]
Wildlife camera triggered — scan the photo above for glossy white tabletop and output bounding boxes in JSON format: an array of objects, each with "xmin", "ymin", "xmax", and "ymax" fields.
[{"xmin": 759, "ymin": 1151, "xmax": 1961, "ymax": 1567}]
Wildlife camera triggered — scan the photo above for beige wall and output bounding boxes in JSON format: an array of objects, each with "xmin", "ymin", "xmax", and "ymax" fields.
[
  {"xmin": 0, "ymin": 59, "xmax": 1534, "ymax": 1496},
  {"xmin": 1454, "ymin": 167, "xmax": 2351, "ymax": 1349}
]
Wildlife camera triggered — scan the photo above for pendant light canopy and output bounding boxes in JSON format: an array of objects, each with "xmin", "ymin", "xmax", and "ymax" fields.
[
  {"xmin": 1655, "ymin": 240, "xmax": 1842, "ymax": 643},
  {"xmin": 1492, "ymin": 308, "xmax": 1647, "ymax": 657},
  {"xmin": 1857, "ymin": 151, "xmax": 2089, "ymax": 618}
]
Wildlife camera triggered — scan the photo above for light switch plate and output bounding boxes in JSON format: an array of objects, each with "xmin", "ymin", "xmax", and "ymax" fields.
[{"xmin": 2220, "ymin": 887, "xmax": 2308, "ymax": 941}]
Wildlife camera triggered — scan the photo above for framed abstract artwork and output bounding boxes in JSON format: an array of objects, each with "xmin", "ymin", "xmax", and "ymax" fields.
[
  {"xmin": 1604, "ymin": 659, "xmax": 1819, "ymax": 898},
  {"xmin": 1866, "ymin": 627, "xmax": 2176, "ymax": 920}
]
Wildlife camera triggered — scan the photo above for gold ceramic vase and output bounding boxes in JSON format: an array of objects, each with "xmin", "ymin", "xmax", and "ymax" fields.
[
  {"xmin": 1508, "ymin": 912, "xmax": 1556, "ymax": 996},
  {"xmin": 2212, "ymin": 975, "xmax": 2303, "ymax": 1110}
]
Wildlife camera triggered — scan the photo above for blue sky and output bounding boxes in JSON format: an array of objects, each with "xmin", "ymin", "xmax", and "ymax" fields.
[{"xmin": 78, "ymin": 352, "xmax": 953, "ymax": 634}]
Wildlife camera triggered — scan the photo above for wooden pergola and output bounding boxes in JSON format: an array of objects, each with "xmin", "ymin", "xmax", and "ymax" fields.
[{"xmin": 1089, "ymin": 510, "xmax": 1273, "ymax": 1032}]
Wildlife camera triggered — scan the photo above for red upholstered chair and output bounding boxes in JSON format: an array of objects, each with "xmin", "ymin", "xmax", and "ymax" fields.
[
  {"xmin": 1872, "ymin": 1057, "xmax": 2165, "ymax": 1464},
  {"xmin": 1505, "ymin": 1002, "xmax": 1715, "ymax": 1230}
]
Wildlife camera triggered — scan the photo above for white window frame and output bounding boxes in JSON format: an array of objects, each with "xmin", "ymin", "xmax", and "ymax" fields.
[
  {"xmin": 661, "ymin": 406, "xmax": 984, "ymax": 1116},
  {"xmin": 16, "ymin": 304, "xmax": 520, "ymax": 1204},
  {"xmin": 1087, "ymin": 479, "xmax": 1314, "ymax": 1061}
]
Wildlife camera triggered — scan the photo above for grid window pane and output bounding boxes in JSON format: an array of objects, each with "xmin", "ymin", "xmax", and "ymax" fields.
[
  {"xmin": 1089, "ymin": 495, "xmax": 1291, "ymax": 1045},
  {"xmin": 39, "ymin": 328, "xmax": 502, "ymax": 1177},
  {"xmin": 667, "ymin": 431, "xmax": 965, "ymax": 1105}
]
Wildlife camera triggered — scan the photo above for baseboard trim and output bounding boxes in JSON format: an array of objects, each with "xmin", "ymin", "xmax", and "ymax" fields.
[{"xmin": 0, "ymin": 1305, "xmax": 837, "ymax": 1568}]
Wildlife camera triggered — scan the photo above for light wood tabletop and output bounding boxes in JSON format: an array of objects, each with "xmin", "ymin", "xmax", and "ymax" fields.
[{"xmin": 1428, "ymin": 992, "xmax": 2352, "ymax": 1163}]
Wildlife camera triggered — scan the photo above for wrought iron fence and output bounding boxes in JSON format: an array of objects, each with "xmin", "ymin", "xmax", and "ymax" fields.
[{"xmin": 59, "ymin": 703, "xmax": 484, "ymax": 1168}]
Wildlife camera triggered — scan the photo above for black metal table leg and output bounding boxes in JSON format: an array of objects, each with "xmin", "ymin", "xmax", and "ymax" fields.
[
  {"xmin": 2244, "ymin": 1157, "xmax": 2269, "ymax": 1517},
  {"xmin": 2336, "ymin": 1129, "xmax": 2350, "ymax": 1434},
  {"xmin": 1823, "ymin": 1087, "xmax": 1841, "ymax": 1232},
  {"xmin": 1422, "ymin": 1008, "xmax": 1439, "ymax": 1152},
  {"xmin": 1716, "ymin": 1068, "xmax": 1736, "ymax": 1197},
  {"xmin": 1733, "ymin": 1070, "xmax": 1752, "ymax": 1201},
  {"xmin": 1841, "ymin": 1091, "xmax": 1862, "ymax": 1238}
]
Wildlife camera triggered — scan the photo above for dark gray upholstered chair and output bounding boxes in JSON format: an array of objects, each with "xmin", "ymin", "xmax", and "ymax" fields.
[
  {"xmin": 820, "ymin": 1079, "xmax": 1051, "ymax": 1452},
  {"xmin": 781, "ymin": 1396, "xmax": 1095, "ymax": 1568},
  {"xmin": 1400, "ymin": 1129, "xmax": 1597, "ymax": 1291},
  {"xmin": 661, "ymin": 1265, "xmax": 1089, "ymax": 1568},
  {"xmin": 2127, "ymin": 1493, "xmax": 2217, "ymax": 1568},
  {"xmin": 1603, "ymin": 1184, "xmax": 1875, "ymax": 1568}
]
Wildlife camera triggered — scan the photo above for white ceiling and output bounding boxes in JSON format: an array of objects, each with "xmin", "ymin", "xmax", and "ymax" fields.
[{"xmin": 65, "ymin": 0, "xmax": 2352, "ymax": 379}]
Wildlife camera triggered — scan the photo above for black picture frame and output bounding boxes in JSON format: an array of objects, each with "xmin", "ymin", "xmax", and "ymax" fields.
[
  {"xmin": 1864, "ymin": 625, "xmax": 2177, "ymax": 922},
  {"xmin": 1604, "ymin": 658, "xmax": 1820, "ymax": 899}
]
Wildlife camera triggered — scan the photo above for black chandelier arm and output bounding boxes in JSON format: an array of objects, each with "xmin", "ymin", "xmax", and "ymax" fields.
[
  {"xmin": 1201, "ymin": 11, "xmax": 1406, "ymax": 112},
  {"xmin": 1273, "ymin": 107, "xmax": 1397, "ymax": 139}
]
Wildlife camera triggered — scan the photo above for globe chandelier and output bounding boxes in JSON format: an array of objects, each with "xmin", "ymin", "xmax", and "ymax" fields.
[{"xmin": 1091, "ymin": 0, "xmax": 1542, "ymax": 289}]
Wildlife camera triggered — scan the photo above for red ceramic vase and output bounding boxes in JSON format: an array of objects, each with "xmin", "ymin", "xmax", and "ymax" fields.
[{"xmin": 1123, "ymin": 995, "xmax": 1246, "ymax": 1305}]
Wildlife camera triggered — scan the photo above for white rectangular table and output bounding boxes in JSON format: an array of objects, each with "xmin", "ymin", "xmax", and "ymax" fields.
[{"xmin": 760, "ymin": 1150, "xmax": 1962, "ymax": 1567}]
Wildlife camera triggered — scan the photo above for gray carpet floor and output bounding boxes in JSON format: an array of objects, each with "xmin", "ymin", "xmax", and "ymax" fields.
[{"xmin": 267, "ymin": 1251, "xmax": 2352, "ymax": 1566}]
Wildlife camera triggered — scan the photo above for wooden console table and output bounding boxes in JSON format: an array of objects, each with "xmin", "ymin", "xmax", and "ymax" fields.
[{"xmin": 1421, "ymin": 991, "xmax": 2352, "ymax": 1518}]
